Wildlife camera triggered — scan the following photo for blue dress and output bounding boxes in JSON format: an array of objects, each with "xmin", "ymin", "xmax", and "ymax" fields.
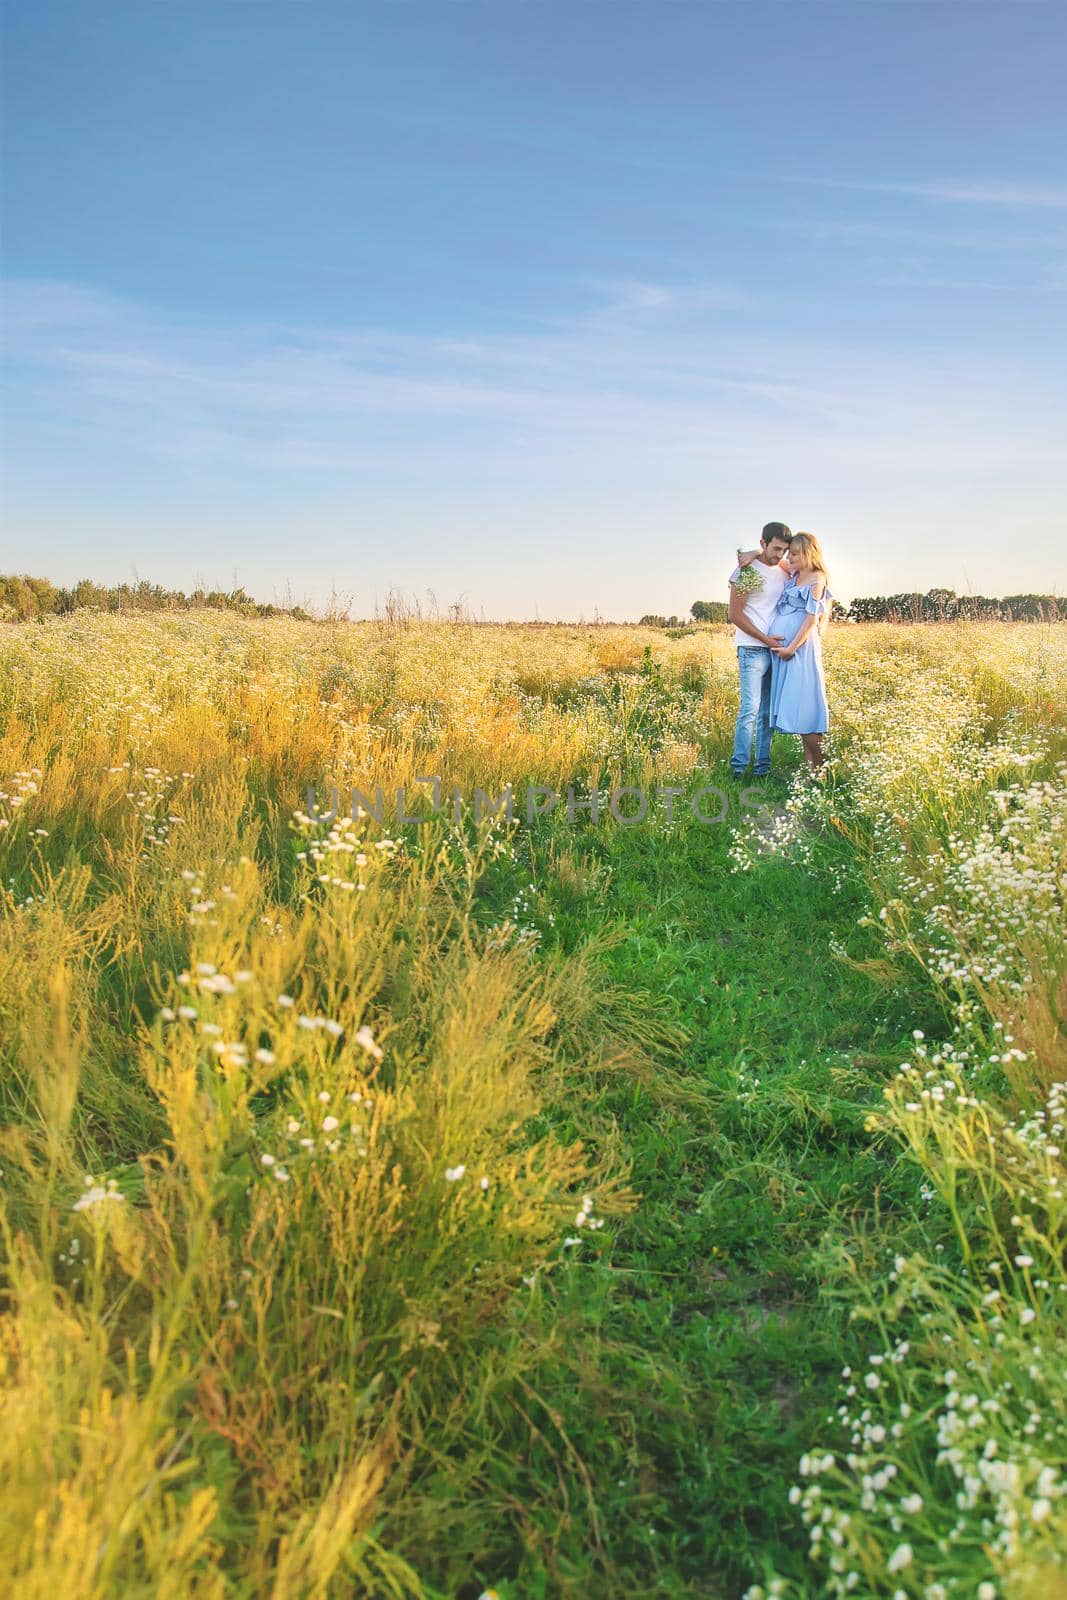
[{"xmin": 769, "ymin": 575, "xmax": 832, "ymax": 735}]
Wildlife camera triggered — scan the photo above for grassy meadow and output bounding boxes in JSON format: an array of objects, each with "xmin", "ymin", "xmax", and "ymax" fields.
[{"xmin": 0, "ymin": 611, "xmax": 1064, "ymax": 1600}]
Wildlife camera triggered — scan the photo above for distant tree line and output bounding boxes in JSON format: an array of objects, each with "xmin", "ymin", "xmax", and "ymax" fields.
[
  {"xmin": 641, "ymin": 602, "xmax": 731, "ymax": 627},
  {"xmin": 4, "ymin": 575, "xmax": 1061, "ymax": 628},
  {"xmin": 843, "ymin": 590, "xmax": 1063, "ymax": 623},
  {"xmin": 0, "ymin": 575, "xmax": 313, "ymax": 623},
  {"xmin": 672, "ymin": 591, "xmax": 1063, "ymax": 628},
  {"xmin": 641, "ymin": 611, "xmax": 697, "ymax": 628}
]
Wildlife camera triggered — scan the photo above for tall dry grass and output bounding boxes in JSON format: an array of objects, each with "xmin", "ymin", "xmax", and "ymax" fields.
[{"xmin": 2, "ymin": 611, "xmax": 1064, "ymax": 1597}]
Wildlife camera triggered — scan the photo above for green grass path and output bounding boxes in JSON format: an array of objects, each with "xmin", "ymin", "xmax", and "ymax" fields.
[{"xmin": 504, "ymin": 774, "xmax": 935, "ymax": 1598}]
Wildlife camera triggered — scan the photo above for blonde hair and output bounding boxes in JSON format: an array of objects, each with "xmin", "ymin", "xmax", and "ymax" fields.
[
  {"xmin": 789, "ymin": 532, "xmax": 829, "ymax": 583},
  {"xmin": 789, "ymin": 532, "xmax": 832, "ymax": 635}
]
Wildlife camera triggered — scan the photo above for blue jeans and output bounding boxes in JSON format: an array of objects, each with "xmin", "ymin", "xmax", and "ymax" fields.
[{"xmin": 731, "ymin": 646, "xmax": 773, "ymax": 775}]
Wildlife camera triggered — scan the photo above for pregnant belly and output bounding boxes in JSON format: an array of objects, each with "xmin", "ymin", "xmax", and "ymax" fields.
[{"xmin": 774, "ymin": 606, "xmax": 807, "ymax": 644}]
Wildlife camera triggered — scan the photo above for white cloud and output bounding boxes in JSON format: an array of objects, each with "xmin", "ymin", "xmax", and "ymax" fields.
[
  {"xmin": 3, "ymin": 274, "xmax": 1065, "ymax": 612},
  {"xmin": 585, "ymin": 277, "xmax": 750, "ymax": 315},
  {"xmin": 1, "ymin": 273, "xmax": 841, "ymax": 476},
  {"xmin": 790, "ymin": 178, "xmax": 1067, "ymax": 209}
]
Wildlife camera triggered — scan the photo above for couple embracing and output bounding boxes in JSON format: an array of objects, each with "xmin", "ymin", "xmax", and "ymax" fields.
[{"xmin": 728, "ymin": 521, "xmax": 833, "ymax": 777}]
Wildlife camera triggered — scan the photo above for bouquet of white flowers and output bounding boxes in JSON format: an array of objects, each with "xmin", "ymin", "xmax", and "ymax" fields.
[{"xmin": 733, "ymin": 553, "xmax": 764, "ymax": 596}]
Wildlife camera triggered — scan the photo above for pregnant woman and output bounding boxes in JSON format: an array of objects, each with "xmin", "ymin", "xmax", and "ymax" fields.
[{"xmin": 768, "ymin": 531, "xmax": 833, "ymax": 771}]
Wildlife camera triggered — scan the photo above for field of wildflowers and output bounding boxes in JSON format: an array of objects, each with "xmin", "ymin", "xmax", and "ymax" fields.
[{"xmin": 1, "ymin": 611, "xmax": 1064, "ymax": 1598}]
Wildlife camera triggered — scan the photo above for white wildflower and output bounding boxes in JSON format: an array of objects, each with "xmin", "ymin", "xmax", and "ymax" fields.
[
  {"xmin": 886, "ymin": 1543, "xmax": 912, "ymax": 1574},
  {"xmin": 354, "ymin": 1024, "xmax": 384, "ymax": 1061},
  {"xmin": 72, "ymin": 1184, "xmax": 124, "ymax": 1213}
]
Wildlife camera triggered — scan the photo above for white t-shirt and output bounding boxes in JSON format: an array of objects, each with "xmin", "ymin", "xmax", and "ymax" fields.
[{"xmin": 729, "ymin": 560, "xmax": 790, "ymax": 648}]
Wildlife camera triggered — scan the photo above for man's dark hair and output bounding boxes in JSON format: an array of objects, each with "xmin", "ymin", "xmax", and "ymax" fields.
[{"xmin": 761, "ymin": 521, "xmax": 792, "ymax": 546}]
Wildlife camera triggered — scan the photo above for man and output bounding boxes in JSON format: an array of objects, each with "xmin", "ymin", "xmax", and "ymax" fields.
[{"xmin": 727, "ymin": 521, "xmax": 792, "ymax": 779}]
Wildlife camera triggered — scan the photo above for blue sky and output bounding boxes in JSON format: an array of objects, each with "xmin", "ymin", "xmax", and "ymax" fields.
[{"xmin": 3, "ymin": 1, "xmax": 1066, "ymax": 617}]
